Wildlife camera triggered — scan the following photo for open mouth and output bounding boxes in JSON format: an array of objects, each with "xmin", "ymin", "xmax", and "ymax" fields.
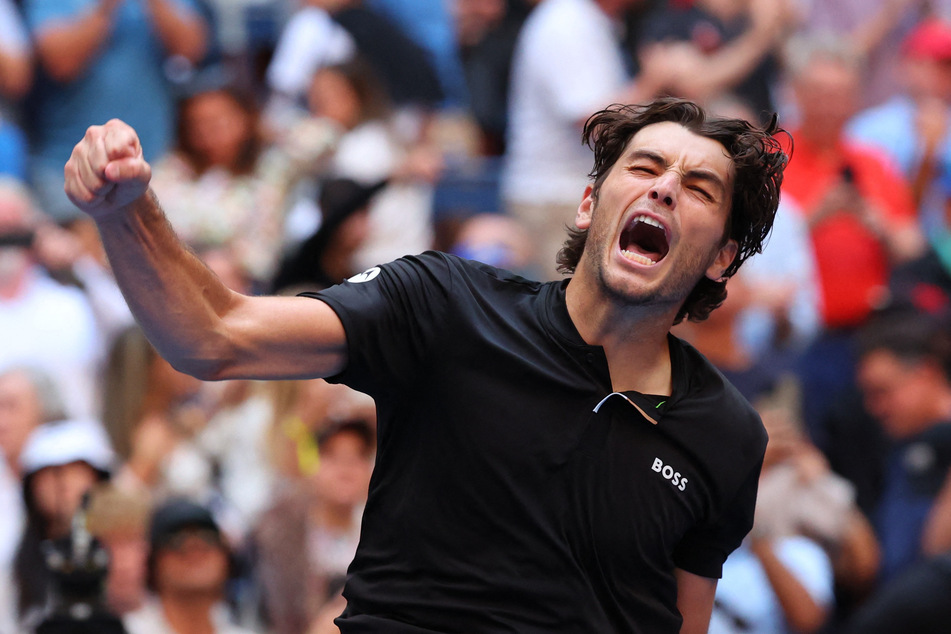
[{"xmin": 620, "ymin": 215, "xmax": 669, "ymax": 266}]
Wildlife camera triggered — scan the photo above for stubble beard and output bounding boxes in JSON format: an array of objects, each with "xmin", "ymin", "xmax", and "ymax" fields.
[{"xmin": 584, "ymin": 205, "xmax": 720, "ymax": 311}]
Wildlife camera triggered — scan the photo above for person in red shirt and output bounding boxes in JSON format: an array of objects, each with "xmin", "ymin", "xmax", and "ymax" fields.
[{"xmin": 781, "ymin": 33, "xmax": 925, "ymax": 447}]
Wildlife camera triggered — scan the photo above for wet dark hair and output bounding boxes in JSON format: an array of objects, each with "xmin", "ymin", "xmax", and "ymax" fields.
[{"xmin": 556, "ymin": 98, "xmax": 789, "ymax": 324}]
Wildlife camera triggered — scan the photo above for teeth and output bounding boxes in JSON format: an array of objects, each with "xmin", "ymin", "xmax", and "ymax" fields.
[
  {"xmin": 621, "ymin": 249, "xmax": 657, "ymax": 265},
  {"xmin": 633, "ymin": 214, "xmax": 665, "ymax": 231}
]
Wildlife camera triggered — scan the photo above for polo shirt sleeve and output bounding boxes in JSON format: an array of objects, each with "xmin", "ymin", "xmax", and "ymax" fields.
[
  {"xmin": 672, "ymin": 456, "xmax": 764, "ymax": 579},
  {"xmin": 303, "ymin": 251, "xmax": 453, "ymax": 398}
]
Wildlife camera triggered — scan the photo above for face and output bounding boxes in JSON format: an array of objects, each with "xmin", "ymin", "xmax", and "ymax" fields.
[
  {"xmin": 308, "ymin": 69, "xmax": 362, "ymax": 130},
  {"xmin": 312, "ymin": 430, "xmax": 373, "ymax": 509},
  {"xmin": 103, "ymin": 533, "xmax": 149, "ymax": 614},
  {"xmin": 182, "ymin": 91, "xmax": 252, "ymax": 168},
  {"xmin": 858, "ymin": 350, "xmax": 941, "ymax": 438},
  {"xmin": 154, "ymin": 527, "xmax": 229, "ymax": 596},
  {"xmin": 0, "ymin": 371, "xmax": 41, "ymax": 466},
  {"xmin": 574, "ymin": 121, "xmax": 737, "ymax": 311},
  {"xmin": 793, "ymin": 58, "xmax": 860, "ymax": 139},
  {"xmin": 30, "ymin": 462, "xmax": 99, "ymax": 537}
]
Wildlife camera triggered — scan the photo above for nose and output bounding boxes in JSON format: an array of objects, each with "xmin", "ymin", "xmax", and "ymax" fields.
[{"xmin": 648, "ymin": 172, "xmax": 677, "ymax": 208}]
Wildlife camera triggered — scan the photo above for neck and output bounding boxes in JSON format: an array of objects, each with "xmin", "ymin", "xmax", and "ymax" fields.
[
  {"xmin": 160, "ymin": 593, "xmax": 218, "ymax": 634},
  {"xmin": 565, "ymin": 275, "xmax": 676, "ymax": 396}
]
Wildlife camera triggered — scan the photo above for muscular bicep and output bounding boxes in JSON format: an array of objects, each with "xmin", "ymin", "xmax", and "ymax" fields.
[
  {"xmin": 214, "ymin": 294, "xmax": 348, "ymax": 381},
  {"xmin": 675, "ymin": 568, "xmax": 717, "ymax": 634}
]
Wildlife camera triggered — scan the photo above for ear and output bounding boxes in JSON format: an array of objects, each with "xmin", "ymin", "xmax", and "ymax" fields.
[
  {"xmin": 576, "ymin": 185, "xmax": 595, "ymax": 230},
  {"xmin": 705, "ymin": 239, "xmax": 738, "ymax": 282}
]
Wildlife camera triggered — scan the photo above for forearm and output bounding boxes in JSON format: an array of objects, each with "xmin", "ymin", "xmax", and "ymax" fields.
[
  {"xmin": 672, "ymin": 26, "xmax": 778, "ymax": 102},
  {"xmin": 35, "ymin": 5, "xmax": 115, "ymax": 82},
  {"xmin": 145, "ymin": 0, "xmax": 207, "ymax": 63},
  {"xmin": 751, "ymin": 538, "xmax": 827, "ymax": 633},
  {"xmin": 94, "ymin": 189, "xmax": 241, "ymax": 378}
]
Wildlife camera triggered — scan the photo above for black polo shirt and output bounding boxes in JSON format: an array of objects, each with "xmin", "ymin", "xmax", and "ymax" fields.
[{"xmin": 306, "ymin": 251, "xmax": 767, "ymax": 633}]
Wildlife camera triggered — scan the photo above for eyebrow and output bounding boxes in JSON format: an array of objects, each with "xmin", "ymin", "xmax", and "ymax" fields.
[{"xmin": 626, "ymin": 148, "xmax": 728, "ymax": 197}]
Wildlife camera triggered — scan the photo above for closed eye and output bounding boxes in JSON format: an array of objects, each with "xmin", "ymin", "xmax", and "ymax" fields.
[
  {"xmin": 689, "ymin": 185, "xmax": 713, "ymax": 201},
  {"xmin": 629, "ymin": 165, "xmax": 657, "ymax": 175}
]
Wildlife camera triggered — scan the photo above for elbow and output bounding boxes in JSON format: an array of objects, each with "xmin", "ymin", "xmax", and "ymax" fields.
[
  {"xmin": 168, "ymin": 356, "xmax": 229, "ymax": 382},
  {"xmin": 162, "ymin": 334, "xmax": 238, "ymax": 382}
]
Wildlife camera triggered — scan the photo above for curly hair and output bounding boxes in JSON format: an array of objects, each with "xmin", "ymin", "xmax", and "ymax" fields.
[{"xmin": 555, "ymin": 98, "xmax": 789, "ymax": 324}]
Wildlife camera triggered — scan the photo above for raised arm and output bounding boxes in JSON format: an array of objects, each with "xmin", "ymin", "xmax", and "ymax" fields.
[{"xmin": 64, "ymin": 119, "xmax": 348, "ymax": 381}]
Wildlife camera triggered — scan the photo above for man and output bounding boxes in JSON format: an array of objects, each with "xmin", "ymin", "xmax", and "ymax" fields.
[
  {"xmin": 778, "ymin": 34, "xmax": 924, "ymax": 447},
  {"xmin": 64, "ymin": 97, "xmax": 787, "ymax": 632},
  {"xmin": 22, "ymin": 0, "xmax": 208, "ymax": 221},
  {"xmin": 853, "ymin": 311, "xmax": 951, "ymax": 583},
  {"xmin": 123, "ymin": 498, "xmax": 256, "ymax": 634},
  {"xmin": 0, "ymin": 176, "xmax": 102, "ymax": 419},
  {"xmin": 848, "ymin": 17, "xmax": 951, "ymax": 243},
  {"xmin": 0, "ymin": 367, "xmax": 65, "ymax": 632}
]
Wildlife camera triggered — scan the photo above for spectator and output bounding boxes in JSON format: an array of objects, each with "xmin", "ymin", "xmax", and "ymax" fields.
[
  {"xmin": 794, "ymin": 0, "xmax": 950, "ymax": 108},
  {"xmin": 637, "ymin": 0, "xmax": 795, "ymax": 122},
  {"xmin": 848, "ymin": 17, "xmax": 951, "ymax": 243},
  {"xmin": 448, "ymin": 211, "xmax": 535, "ymax": 276},
  {"xmin": 30, "ymin": 214, "xmax": 136, "ymax": 351},
  {"xmin": 100, "ymin": 325, "xmax": 207, "ymax": 499},
  {"xmin": 150, "ymin": 72, "xmax": 338, "ymax": 287},
  {"xmin": 453, "ymin": 0, "xmax": 531, "ymax": 156},
  {"xmin": 22, "ymin": 0, "xmax": 209, "ymax": 221},
  {"xmin": 85, "ymin": 483, "xmax": 153, "ymax": 617},
  {"xmin": 0, "ymin": 367, "xmax": 65, "ymax": 633},
  {"xmin": 325, "ymin": 0, "xmax": 445, "ymax": 126},
  {"xmin": 14, "ymin": 418, "xmax": 115, "ymax": 627},
  {"xmin": 0, "ymin": 177, "xmax": 102, "ymax": 419},
  {"xmin": 255, "ymin": 418, "xmax": 374, "ymax": 634},
  {"xmin": 854, "ymin": 311, "xmax": 951, "ymax": 583},
  {"xmin": 264, "ymin": 0, "xmax": 356, "ymax": 131},
  {"xmin": 123, "ymin": 497, "xmax": 258, "ymax": 634},
  {"xmin": 844, "ymin": 549, "xmax": 951, "ymax": 634},
  {"xmin": 263, "ymin": 378, "xmax": 375, "ymax": 485},
  {"xmin": 366, "ymin": 0, "xmax": 469, "ymax": 108},
  {"xmin": 272, "ymin": 176, "xmax": 387, "ymax": 293},
  {"xmin": 303, "ymin": 58, "xmax": 441, "ymax": 273},
  {"xmin": 779, "ymin": 34, "xmax": 925, "ymax": 446}
]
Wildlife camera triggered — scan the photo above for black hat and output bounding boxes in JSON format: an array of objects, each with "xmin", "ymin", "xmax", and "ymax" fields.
[
  {"xmin": 270, "ymin": 177, "xmax": 388, "ymax": 292},
  {"xmin": 149, "ymin": 498, "xmax": 220, "ymax": 550}
]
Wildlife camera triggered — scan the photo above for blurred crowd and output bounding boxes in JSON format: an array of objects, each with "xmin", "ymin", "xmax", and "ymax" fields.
[{"xmin": 2, "ymin": 0, "xmax": 951, "ymax": 632}]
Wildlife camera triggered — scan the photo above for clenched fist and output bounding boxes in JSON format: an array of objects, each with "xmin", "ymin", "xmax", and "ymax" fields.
[{"xmin": 64, "ymin": 119, "xmax": 152, "ymax": 221}]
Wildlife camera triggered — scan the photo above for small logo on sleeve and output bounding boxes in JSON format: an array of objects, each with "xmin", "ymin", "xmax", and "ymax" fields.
[
  {"xmin": 347, "ymin": 267, "xmax": 382, "ymax": 283},
  {"xmin": 652, "ymin": 457, "xmax": 688, "ymax": 491}
]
